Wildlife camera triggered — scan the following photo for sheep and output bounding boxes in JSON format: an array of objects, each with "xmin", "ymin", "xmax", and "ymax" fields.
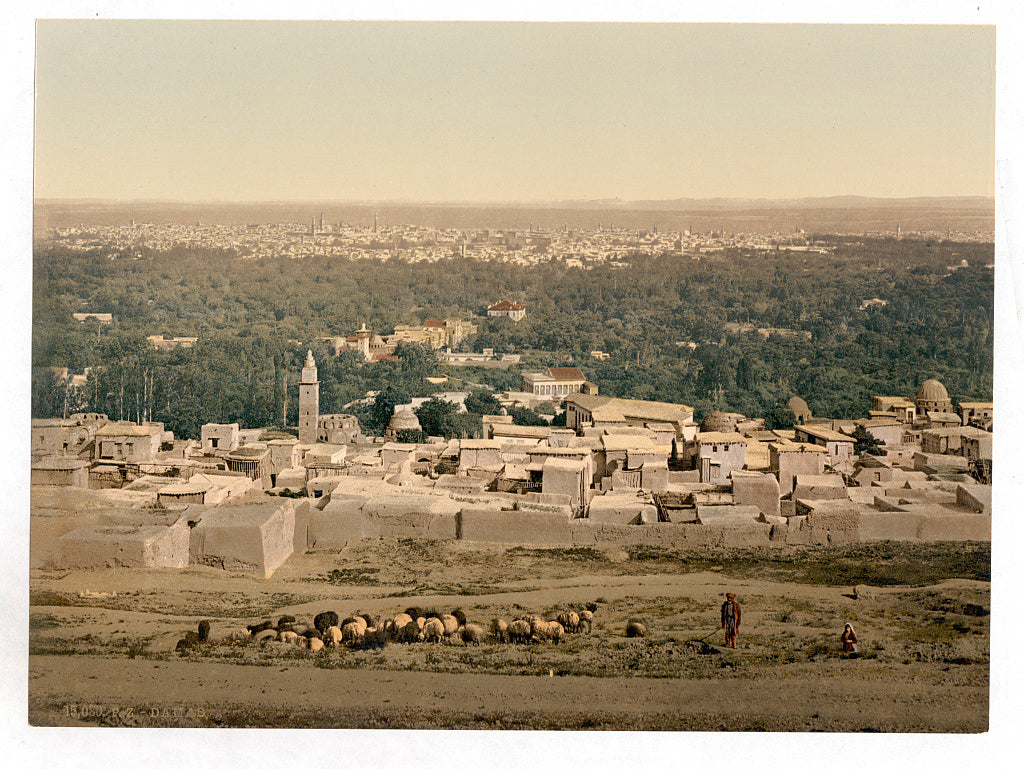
[
  {"xmin": 307, "ymin": 637, "xmax": 324, "ymax": 652},
  {"xmin": 247, "ymin": 620, "xmax": 274, "ymax": 635},
  {"xmin": 323, "ymin": 625, "xmax": 344, "ymax": 647},
  {"xmin": 278, "ymin": 630, "xmax": 300, "ymax": 646},
  {"xmin": 440, "ymin": 614, "xmax": 460, "ymax": 641},
  {"xmin": 625, "ymin": 620, "xmax": 647, "ymax": 638},
  {"xmin": 577, "ymin": 610, "xmax": 594, "ymax": 634},
  {"xmin": 399, "ymin": 621, "xmax": 424, "ymax": 644},
  {"xmin": 254, "ymin": 628, "xmax": 279, "ymax": 644},
  {"xmin": 507, "ymin": 619, "xmax": 532, "ymax": 644},
  {"xmin": 452, "ymin": 608, "xmax": 468, "ymax": 627},
  {"xmin": 302, "ymin": 628, "xmax": 323, "ymax": 641},
  {"xmin": 393, "ymin": 613, "xmax": 414, "ymax": 630},
  {"xmin": 295, "ymin": 635, "xmax": 311, "ymax": 650},
  {"xmin": 416, "ymin": 616, "xmax": 426, "ymax": 630},
  {"xmin": 290, "ymin": 624, "xmax": 309, "ymax": 636},
  {"xmin": 461, "ymin": 623, "xmax": 486, "ymax": 646},
  {"xmin": 342, "ymin": 616, "xmax": 368, "ymax": 635},
  {"xmin": 529, "ymin": 617, "xmax": 565, "ymax": 644},
  {"xmin": 491, "ymin": 618, "xmax": 510, "ymax": 643},
  {"xmin": 422, "ymin": 617, "xmax": 445, "ymax": 644},
  {"xmin": 341, "ymin": 622, "xmax": 365, "ymax": 646},
  {"xmin": 176, "ymin": 630, "xmax": 201, "ymax": 651},
  {"xmin": 197, "ymin": 620, "xmax": 211, "ymax": 642},
  {"xmin": 276, "ymin": 615, "xmax": 296, "ymax": 627},
  {"xmin": 210, "ymin": 627, "xmax": 251, "ymax": 644},
  {"xmin": 362, "ymin": 626, "xmax": 388, "ymax": 649},
  {"xmin": 556, "ymin": 612, "xmax": 580, "ymax": 634},
  {"xmin": 314, "ymin": 611, "xmax": 340, "ymax": 635}
]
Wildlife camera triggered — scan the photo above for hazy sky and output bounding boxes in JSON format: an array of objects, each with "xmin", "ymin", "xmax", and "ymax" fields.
[{"xmin": 34, "ymin": 21, "xmax": 995, "ymax": 202}]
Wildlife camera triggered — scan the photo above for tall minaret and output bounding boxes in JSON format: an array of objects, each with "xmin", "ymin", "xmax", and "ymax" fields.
[{"xmin": 299, "ymin": 350, "xmax": 319, "ymax": 444}]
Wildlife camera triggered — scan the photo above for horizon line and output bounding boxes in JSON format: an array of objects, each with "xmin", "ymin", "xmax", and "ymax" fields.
[{"xmin": 34, "ymin": 194, "xmax": 997, "ymax": 207}]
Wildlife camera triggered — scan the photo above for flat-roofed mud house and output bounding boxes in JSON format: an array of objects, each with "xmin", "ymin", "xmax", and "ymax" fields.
[
  {"xmin": 871, "ymin": 396, "xmax": 917, "ymax": 423},
  {"xmin": 93, "ymin": 422, "xmax": 163, "ymax": 464},
  {"xmin": 31, "ymin": 413, "xmax": 107, "ymax": 457},
  {"xmin": 958, "ymin": 401, "xmax": 993, "ymax": 428},
  {"xmin": 794, "ymin": 424, "xmax": 856, "ymax": 468},
  {"xmin": 769, "ymin": 441, "xmax": 828, "ymax": 496},
  {"xmin": 694, "ymin": 432, "xmax": 748, "ymax": 483},
  {"xmin": 564, "ymin": 393, "xmax": 695, "ymax": 439},
  {"xmin": 201, "ymin": 422, "xmax": 239, "ymax": 453}
]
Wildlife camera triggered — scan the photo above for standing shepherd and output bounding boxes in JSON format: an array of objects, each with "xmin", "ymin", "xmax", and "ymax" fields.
[
  {"xmin": 721, "ymin": 592, "xmax": 741, "ymax": 649},
  {"xmin": 841, "ymin": 623, "xmax": 859, "ymax": 654}
]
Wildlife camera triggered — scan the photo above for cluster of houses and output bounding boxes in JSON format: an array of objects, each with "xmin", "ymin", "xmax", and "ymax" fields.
[
  {"xmin": 30, "ymin": 362, "xmax": 992, "ymax": 577},
  {"xmin": 321, "ymin": 318, "xmax": 477, "ymax": 362}
]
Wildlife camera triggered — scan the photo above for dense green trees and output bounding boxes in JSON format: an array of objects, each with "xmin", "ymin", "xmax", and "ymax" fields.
[
  {"xmin": 464, "ymin": 390, "xmax": 502, "ymax": 416},
  {"xmin": 413, "ymin": 397, "xmax": 484, "ymax": 439},
  {"xmin": 31, "ymin": 234, "xmax": 994, "ymax": 435},
  {"xmin": 852, "ymin": 424, "xmax": 886, "ymax": 456}
]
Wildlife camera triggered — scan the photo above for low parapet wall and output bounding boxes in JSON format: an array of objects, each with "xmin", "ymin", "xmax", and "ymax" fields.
[
  {"xmin": 859, "ymin": 511, "xmax": 990, "ymax": 542},
  {"xmin": 568, "ymin": 519, "xmax": 773, "ymax": 549},
  {"xmin": 456, "ymin": 507, "xmax": 574, "ymax": 545}
]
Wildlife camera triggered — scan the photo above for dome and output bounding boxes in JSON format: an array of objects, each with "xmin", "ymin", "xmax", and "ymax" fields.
[
  {"xmin": 786, "ymin": 396, "xmax": 810, "ymax": 414},
  {"xmin": 700, "ymin": 411, "xmax": 736, "ymax": 433},
  {"xmin": 387, "ymin": 408, "xmax": 421, "ymax": 434},
  {"xmin": 915, "ymin": 379, "xmax": 949, "ymax": 403}
]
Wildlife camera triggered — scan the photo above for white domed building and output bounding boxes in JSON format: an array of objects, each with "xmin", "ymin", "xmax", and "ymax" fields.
[
  {"xmin": 386, "ymin": 407, "xmax": 422, "ymax": 440},
  {"xmin": 699, "ymin": 411, "xmax": 738, "ymax": 433},
  {"xmin": 915, "ymin": 379, "xmax": 952, "ymax": 417}
]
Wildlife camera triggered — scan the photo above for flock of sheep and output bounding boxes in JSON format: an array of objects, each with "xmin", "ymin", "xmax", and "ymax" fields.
[{"xmin": 172, "ymin": 603, "xmax": 648, "ymax": 654}]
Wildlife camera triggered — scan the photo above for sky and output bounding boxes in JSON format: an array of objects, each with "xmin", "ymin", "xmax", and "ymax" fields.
[{"xmin": 34, "ymin": 21, "xmax": 996, "ymax": 202}]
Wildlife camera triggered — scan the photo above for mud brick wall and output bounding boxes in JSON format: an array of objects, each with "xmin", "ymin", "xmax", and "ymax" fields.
[
  {"xmin": 793, "ymin": 509, "xmax": 861, "ymax": 545},
  {"xmin": 858, "ymin": 511, "xmax": 921, "ymax": 541},
  {"xmin": 916, "ymin": 513, "xmax": 990, "ymax": 541},
  {"xmin": 732, "ymin": 473, "xmax": 781, "ymax": 517},
  {"xmin": 567, "ymin": 520, "xmax": 772, "ymax": 549},
  {"xmin": 307, "ymin": 500, "xmax": 364, "ymax": 548},
  {"xmin": 457, "ymin": 507, "xmax": 574, "ymax": 545},
  {"xmin": 190, "ymin": 503, "xmax": 295, "ymax": 577}
]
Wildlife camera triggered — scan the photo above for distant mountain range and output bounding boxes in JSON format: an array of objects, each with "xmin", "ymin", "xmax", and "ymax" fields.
[
  {"xmin": 35, "ymin": 195, "xmax": 994, "ymax": 210},
  {"xmin": 541, "ymin": 196, "xmax": 995, "ymax": 210}
]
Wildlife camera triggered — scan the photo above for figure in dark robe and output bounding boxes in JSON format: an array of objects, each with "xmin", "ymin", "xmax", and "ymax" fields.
[{"xmin": 721, "ymin": 593, "xmax": 741, "ymax": 649}]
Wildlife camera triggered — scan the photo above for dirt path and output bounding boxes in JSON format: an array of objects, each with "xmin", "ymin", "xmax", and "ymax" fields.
[{"xmin": 28, "ymin": 655, "xmax": 986, "ymax": 731}]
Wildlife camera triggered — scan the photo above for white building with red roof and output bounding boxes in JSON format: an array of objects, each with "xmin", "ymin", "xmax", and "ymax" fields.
[{"xmin": 487, "ymin": 300, "xmax": 526, "ymax": 322}]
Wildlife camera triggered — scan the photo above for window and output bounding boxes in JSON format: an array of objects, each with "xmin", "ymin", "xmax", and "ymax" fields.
[{"xmin": 210, "ymin": 437, "xmax": 219, "ymax": 448}]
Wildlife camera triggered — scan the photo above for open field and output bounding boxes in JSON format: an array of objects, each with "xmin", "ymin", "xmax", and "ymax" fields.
[{"xmin": 28, "ymin": 539, "xmax": 989, "ymax": 731}]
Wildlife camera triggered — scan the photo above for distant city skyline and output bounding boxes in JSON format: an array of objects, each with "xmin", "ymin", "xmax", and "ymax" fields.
[{"xmin": 34, "ymin": 22, "xmax": 995, "ymax": 203}]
